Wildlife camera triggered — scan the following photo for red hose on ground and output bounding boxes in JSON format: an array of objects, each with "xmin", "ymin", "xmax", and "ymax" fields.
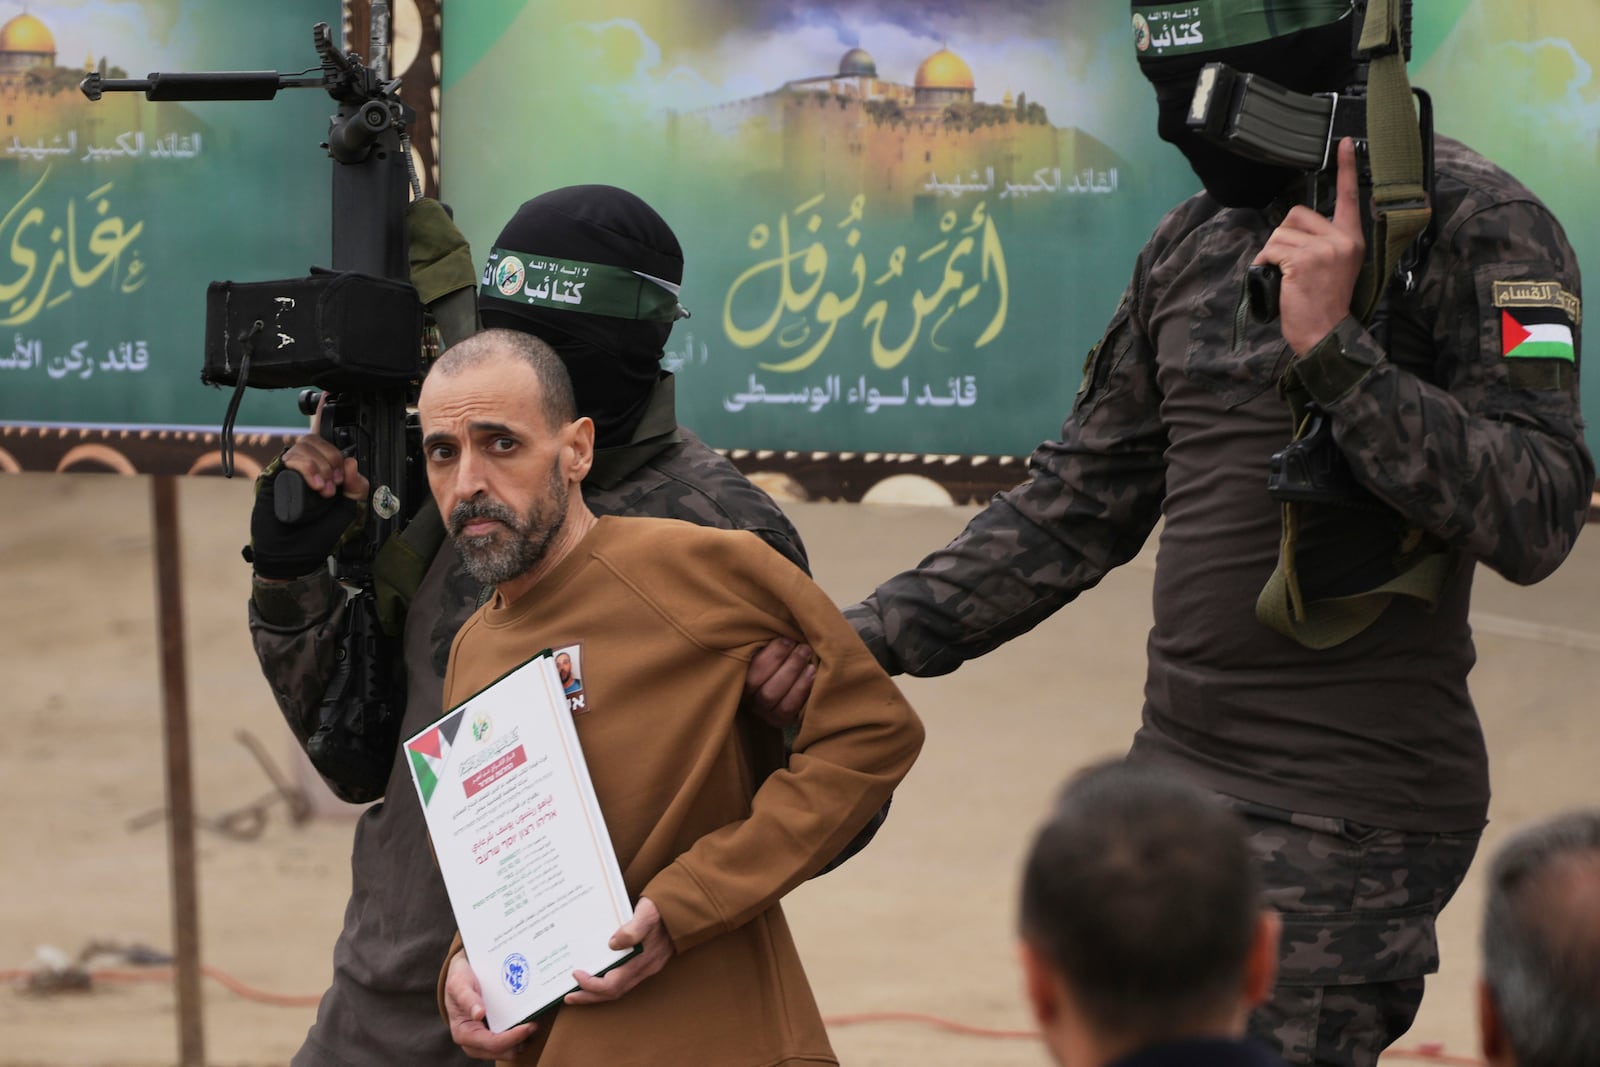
[{"xmin": 1, "ymin": 966, "xmax": 1486, "ymax": 1063}]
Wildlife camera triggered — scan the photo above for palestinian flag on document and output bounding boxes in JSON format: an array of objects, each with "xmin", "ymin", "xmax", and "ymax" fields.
[
  {"xmin": 1501, "ymin": 307, "xmax": 1575, "ymax": 362},
  {"xmin": 407, "ymin": 715, "xmax": 461, "ymax": 807}
]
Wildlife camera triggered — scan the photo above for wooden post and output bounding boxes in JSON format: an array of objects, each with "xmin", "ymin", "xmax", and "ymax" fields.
[{"xmin": 152, "ymin": 474, "xmax": 206, "ymax": 1066}]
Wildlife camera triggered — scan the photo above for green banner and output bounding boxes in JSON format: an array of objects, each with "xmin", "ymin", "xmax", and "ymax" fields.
[
  {"xmin": 1131, "ymin": 1, "xmax": 1351, "ymax": 59},
  {"xmin": 0, "ymin": 1, "xmax": 339, "ymax": 440},
  {"xmin": 441, "ymin": 1, "xmax": 1597, "ymax": 461}
]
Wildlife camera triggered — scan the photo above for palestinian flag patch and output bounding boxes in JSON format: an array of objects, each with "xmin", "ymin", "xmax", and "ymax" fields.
[{"xmin": 1500, "ymin": 308, "xmax": 1575, "ymax": 362}]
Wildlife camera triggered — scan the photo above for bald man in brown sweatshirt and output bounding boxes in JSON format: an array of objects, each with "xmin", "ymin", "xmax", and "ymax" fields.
[{"xmin": 421, "ymin": 327, "xmax": 923, "ymax": 1066}]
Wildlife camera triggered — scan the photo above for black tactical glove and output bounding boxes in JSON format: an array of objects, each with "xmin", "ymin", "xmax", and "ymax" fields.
[{"xmin": 246, "ymin": 460, "xmax": 363, "ymax": 580}]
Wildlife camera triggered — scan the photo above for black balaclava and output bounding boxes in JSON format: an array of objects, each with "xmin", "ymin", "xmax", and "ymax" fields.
[
  {"xmin": 1133, "ymin": 2, "xmax": 1361, "ymax": 208},
  {"xmin": 478, "ymin": 185, "xmax": 685, "ymax": 449}
]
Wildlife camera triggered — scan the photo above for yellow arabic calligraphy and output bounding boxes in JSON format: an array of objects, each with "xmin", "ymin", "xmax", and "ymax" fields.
[
  {"xmin": 862, "ymin": 202, "xmax": 1008, "ymax": 369},
  {"xmin": 0, "ymin": 169, "xmax": 148, "ymax": 327},
  {"xmin": 722, "ymin": 193, "xmax": 1008, "ymax": 374}
]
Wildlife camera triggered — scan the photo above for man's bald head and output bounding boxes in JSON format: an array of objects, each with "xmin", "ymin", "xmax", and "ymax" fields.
[{"xmin": 428, "ymin": 329, "xmax": 577, "ymax": 432}]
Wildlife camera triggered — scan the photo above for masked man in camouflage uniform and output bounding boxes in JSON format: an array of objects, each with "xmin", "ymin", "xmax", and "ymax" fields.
[
  {"xmin": 248, "ymin": 186, "xmax": 837, "ymax": 1067},
  {"xmin": 755, "ymin": 5, "xmax": 1594, "ymax": 1066}
]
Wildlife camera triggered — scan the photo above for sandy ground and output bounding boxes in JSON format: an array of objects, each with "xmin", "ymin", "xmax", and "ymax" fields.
[{"xmin": 2, "ymin": 471, "xmax": 1597, "ymax": 1067}]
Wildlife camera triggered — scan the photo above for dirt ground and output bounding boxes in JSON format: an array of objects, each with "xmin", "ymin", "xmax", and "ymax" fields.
[{"xmin": 2, "ymin": 471, "xmax": 1597, "ymax": 1067}]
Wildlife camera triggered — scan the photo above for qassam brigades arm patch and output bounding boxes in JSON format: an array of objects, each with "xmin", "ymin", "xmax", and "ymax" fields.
[{"xmin": 1494, "ymin": 279, "xmax": 1580, "ymax": 390}]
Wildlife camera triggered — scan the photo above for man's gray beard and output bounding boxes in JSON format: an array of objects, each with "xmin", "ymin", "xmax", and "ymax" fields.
[{"xmin": 450, "ymin": 474, "xmax": 568, "ymax": 586}]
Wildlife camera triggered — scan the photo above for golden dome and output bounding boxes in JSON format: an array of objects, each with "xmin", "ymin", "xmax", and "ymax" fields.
[
  {"xmin": 914, "ymin": 48, "xmax": 973, "ymax": 91},
  {"xmin": 0, "ymin": 13, "xmax": 56, "ymax": 55}
]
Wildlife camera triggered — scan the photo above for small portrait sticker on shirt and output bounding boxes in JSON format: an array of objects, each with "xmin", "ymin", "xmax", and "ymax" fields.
[{"xmin": 553, "ymin": 643, "xmax": 587, "ymax": 715}]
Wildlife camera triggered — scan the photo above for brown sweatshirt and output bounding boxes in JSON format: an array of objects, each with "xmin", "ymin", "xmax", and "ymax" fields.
[{"xmin": 439, "ymin": 515, "xmax": 923, "ymax": 1066}]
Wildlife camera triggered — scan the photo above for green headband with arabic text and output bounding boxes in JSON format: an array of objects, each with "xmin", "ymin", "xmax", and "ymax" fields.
[
  {"xmin": 1132, "ymin": 0, "xmax": 1352, "ymax": 59},
  {"xmin": 479, "ymin": 248, "xmax": 688, "ymax": 322}
]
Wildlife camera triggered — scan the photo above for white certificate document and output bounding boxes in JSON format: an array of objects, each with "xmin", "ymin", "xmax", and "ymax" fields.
[{"xmin": 406, "ymin": 650, "xmax": 636, "ymax": 1032}]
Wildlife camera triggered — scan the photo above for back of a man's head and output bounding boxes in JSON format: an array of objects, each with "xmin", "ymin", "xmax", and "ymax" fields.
[
  {"xmin": 1480, "ymin": 810, "xmax": 1600, "ymax": 1067},
  {"xmin": 1019, "ymin": 760, "xmax": 1264, "ymax": 1049}
]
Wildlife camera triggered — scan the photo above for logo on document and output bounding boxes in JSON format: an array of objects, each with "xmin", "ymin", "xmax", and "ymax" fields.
[
  {"xmin": 502, "ymin": 952, "xmax": 530, "ymax": 995},
  {"xmin": 471, "ymin": 713, "xmax": 492, "ymax": 742}
]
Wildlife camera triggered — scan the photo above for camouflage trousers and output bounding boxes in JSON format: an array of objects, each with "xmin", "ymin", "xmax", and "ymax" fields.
[{"xmin": 1216, "ymin": 796, "xmax": 1481, "ymax": 1067}]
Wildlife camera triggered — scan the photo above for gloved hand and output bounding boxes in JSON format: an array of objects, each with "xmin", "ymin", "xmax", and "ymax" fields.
[{"xmin": 246, "ymin": 436, "xmax": 368, "ymax": 580}]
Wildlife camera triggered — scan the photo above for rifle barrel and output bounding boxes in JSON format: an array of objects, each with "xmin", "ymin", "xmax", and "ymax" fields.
[{"xmin": 83, "ymin": 71, "xmax": 286, "ymax": 102}]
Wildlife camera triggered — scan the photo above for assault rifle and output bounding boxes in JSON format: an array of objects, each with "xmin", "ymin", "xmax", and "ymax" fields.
[
  {"xmin": 1183, "ymin": 0, "xmax": 1432, "ymax": 323},
  {"xmin": 1182, "ymin": 0, "xmax": 1434, "ymax": 510},
  {"xmin": 82, "ymin": 5, "xmax": 428, "ymax": 802}
]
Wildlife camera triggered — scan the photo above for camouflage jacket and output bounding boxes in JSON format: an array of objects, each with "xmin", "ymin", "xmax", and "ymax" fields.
[
  {"xmin": 247, "ymin": 376, "xmax": 820, "ymax": 1067},
  {"xmin": 847, "ymin": 136, "xmax": 1592, "ymax": 831}
]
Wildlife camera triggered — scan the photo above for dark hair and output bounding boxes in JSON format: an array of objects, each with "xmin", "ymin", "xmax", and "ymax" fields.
[
  {"xmin": 1481, "ymin": 810, "xmax": 1600, "ymax": 1067},
  {"xmin": 1019, "ymin": 760, "xmax": 1260, "ymax": 1039},
  {"xmin": 429, "ymin": 328, "xmax": 577, "ymax": 430}
]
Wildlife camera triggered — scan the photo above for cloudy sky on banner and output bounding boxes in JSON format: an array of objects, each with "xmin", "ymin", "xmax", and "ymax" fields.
[
  {"xmin": 696, "ymin": 0, "xmax": 1085, "ymax": 38},
  {"xmin": 18, "ymin": 0, "xmax": 332, "ymax": 85},
  {"xmin": 542, "ymin": 6, "xmax": 1151, "ymax": 156},
  {"xmin": 1416, "ymin": 0, "xmax": 1600, "ymax": 231}
]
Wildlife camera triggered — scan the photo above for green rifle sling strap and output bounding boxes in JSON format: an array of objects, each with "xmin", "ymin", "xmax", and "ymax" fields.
[
  {"xmin": 1256, "ymin": 0, "xmax": 1446, "ymax": 649},
  {"xmin": 406, "ymin": 196, "xmax": 482, "ymax": 350},
  {"xmin": 406, "ymin": 198, "xmax": 477, "ymax": 307},
  {"xmin": 1255, "ymin": 511, "xmax": 1451, "ymax": 649},
  {"xmin": 1351, "ymin": 0, "xmax": 1432, "ymax": 323},
  {"xmin": 373, "ymin": 496, "xmax": 446, "ymax": 638}
]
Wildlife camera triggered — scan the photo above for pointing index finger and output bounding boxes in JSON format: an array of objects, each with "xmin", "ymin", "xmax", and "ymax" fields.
[{"xmin": 1332, "ymin": 136, "xmax": 1361, "ymax": 238}]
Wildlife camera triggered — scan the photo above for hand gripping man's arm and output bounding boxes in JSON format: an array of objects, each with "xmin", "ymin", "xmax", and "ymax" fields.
[{"xmin": 846, "ymin": 268, "xmax": 1171, "ymax": 678}]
